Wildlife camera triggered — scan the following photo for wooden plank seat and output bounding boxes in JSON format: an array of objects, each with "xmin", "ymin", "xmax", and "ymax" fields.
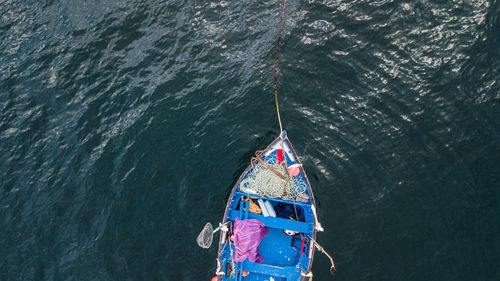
[
  {"xmin": 241, "ymin": 260, "xmax": 298, "ymax": 279},
  {"xmin": 228, "ymin": 210, "xmax": 311, "ymax": 233},
  {"xmin": 234, "ymin": 191, "xmax": 311, "ymax": 208}
]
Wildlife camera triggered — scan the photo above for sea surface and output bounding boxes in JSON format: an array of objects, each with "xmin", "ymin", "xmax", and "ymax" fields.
[{"xmin": 1, "ymin": 0, "xmax": 499, "ymax": 280}]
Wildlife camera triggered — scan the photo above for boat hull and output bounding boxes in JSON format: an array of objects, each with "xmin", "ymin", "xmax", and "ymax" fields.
[{"xmin": 215, "ymin": 133, "xmax": 318, "ymax": 281}]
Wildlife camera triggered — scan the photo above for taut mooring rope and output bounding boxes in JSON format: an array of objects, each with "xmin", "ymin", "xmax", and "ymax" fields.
[{"xmin": 274, "ymin": 0, "xmax": 288, "ymax": 135}]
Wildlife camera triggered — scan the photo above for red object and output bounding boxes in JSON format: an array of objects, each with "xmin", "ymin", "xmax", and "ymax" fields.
[
  {"xmin": 277, "ymin": 149, "xmax": 283, "ymax": 164},
  {"xmin": 299, "ymin": 234, "xmax": 306, "ymax": 258},
  {"xmin": 242, "ymin": 270, "xmax": 250, "ymax": 277},
  {"xmin": 211, "ymin": 275, "xmax": 217, "ymax": 281}
]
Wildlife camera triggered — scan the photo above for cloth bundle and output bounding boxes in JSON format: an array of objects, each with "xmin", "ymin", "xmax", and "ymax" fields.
[{"xmin": 231, "ymin": 217, "xmax": 269, "ymax": 263}]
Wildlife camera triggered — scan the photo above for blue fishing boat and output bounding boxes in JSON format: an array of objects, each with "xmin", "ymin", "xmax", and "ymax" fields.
[
  {"xmin": 208, "ymin": 131, "xmax": 329, "ymax": 281},
  {"xmin": 197, "ymin": 1, "xmax": 336, "ymax": 279}
]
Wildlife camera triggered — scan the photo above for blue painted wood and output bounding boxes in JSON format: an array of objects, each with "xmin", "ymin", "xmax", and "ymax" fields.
[
  {"xmin": 234, "ymin": 191, "xmax": 311, "ymax": 208},
  {"xmin": 245, "ymin": 199, "xmax": 250, "ymax": 219},
  {"xmin": 228, "ymin": 210, "xmax": 311, "ymax": 233},
  {"xmin": 238, "ymin": 198, "xmax": 243, "ymax": 220},
  {"xmin": 241, "ymin": 260, "xmax": 298, "ymax": 279}
]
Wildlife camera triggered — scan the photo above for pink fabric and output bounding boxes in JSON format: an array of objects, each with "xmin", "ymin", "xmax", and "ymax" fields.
[{"xmin": 231, "ymin": 217, "xmax": 269, "ymax": 263}]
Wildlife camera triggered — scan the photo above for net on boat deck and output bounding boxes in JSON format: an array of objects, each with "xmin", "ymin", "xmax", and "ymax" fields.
[
  {"xmin": 239, "ymin": 162, "xmax": 307, "ymax": 199},
  {"xmin": 196, "ymin": 222, "xmax": 213, "ymax": 248}
]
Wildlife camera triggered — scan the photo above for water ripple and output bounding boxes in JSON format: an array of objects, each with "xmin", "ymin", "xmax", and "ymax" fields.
[{"xmin": 1, "ymin": 0, "xmax": 499, "ymax": 280}]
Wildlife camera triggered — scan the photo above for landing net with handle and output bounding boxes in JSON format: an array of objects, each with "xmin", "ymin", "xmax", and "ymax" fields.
[{"xmin": 196, "ymin": 222, "xmax": 213, "ymax": 249}]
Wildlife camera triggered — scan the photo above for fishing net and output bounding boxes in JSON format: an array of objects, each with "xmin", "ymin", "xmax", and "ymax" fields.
[
  {"xmin": 196, "ymin": 222, "xmax": 213, "ymax": 248},
  {"xmin": 239, "ymin": 161, "xmax": 307, "ymax": 199}
]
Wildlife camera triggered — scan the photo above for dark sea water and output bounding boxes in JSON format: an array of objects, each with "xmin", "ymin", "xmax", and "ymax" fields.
[{"xmin": 1, "ymin": 0, "xmax": 499, "ymax": 280}]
